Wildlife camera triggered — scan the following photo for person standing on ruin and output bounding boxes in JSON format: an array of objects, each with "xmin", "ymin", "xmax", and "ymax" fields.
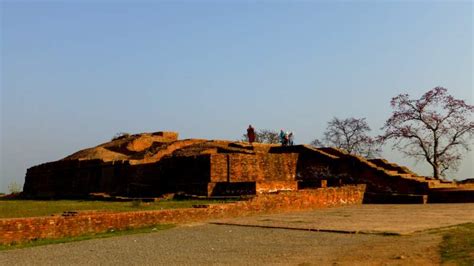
[
  {"xmin": 247, "ymin": 125, "xmax": 256, "ymax": 144},
  {"xmin": 279, "ymin": 129, "xmax": 286, "ymax": 146},
  {"xmin": 288, "ymin": 132, "xmax": 294, "ymax": 146}
]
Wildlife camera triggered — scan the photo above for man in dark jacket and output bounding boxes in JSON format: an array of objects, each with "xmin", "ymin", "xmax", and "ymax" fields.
[{"xmin": 247, "ymin": 125, "xmax": 256, "ymax": 143}]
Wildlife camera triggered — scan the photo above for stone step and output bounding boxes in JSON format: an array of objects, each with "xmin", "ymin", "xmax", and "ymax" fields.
[{"xmin": 428, "ymin": 181, "xmax": 457, "ymax": 189}]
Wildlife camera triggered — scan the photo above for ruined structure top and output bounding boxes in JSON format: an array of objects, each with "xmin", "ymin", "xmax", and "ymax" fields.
[{"xmin": 64, "ymin": 131, "xmax": 179, "ymax": 162}]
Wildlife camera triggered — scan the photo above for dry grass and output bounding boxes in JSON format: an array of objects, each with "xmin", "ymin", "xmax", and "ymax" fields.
[
  {"xmin": 440, "ymin": 223, "xmax": 474, "ymax": 265},
  {"xmin": 0, "ymin": 199, "xmax": 234, "ymax": 218}
]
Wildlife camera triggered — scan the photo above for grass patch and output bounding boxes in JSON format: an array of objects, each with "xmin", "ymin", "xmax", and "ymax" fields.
[
  {"xmin": 440, "ymin": 223, "xmax": 474, "ymax": 266},
  {"xmin": 0, "ymin": 199, "xmax": 235, "ymax": 219},
  {"xmin": 0, "ymin": 224, "xmax": 175, "ymax": 251}
]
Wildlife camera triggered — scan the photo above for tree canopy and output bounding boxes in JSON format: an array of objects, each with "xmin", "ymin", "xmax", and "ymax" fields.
[
  {"xmin": 242, "ymin": 129, "xmax": 280, "ymax": 144},
  {"xmin": 381, "ymin": 87, "xmax": 474, "ymax": 179},
  {"xmin": 311, "ymin": 117, "xmax": 381, "ymax": 158}
]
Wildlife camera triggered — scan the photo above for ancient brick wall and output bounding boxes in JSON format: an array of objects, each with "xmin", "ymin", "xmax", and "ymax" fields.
[
  {"xmin": 210, "ymin": 153, "xmax": 298, "ymax": 183},
  {"xmin": 256, "ymin": 181, "xmax": 298, "ymax": 193},
  {"xmin": 152, "ymin": 131, "xmax": 179, "ymax": 141},
  {"xmin": 23, "ymin": 155, "xmax": 213, "ymax": 198},
  {"xmin": 333, "ymin": 156, "xmax": 429, "ymax": 194},
  {"xmin": 0, "ymin": 185, "xmax": 366, "ymax": 245},
  {"xmin": 368, "ymin": 159, "xmax": 416, "ymax": 175},
  {"xmin": 207, "ymin": 153, "xmax": 299, "ymax": 195},
  {"xmin": 210, "ymin": 155, "xmax": 228, "ymax": 182},
  {"xmin": 295, "ymin": 150, "xmax": 339, "ymax": 181},
  {"xmin": 284, "ymin": 146, "xmax": 431, "ymax": 195},
  {"xmin": 24, "ymin": 160, "xmax": 145, "ymax": 198},
  {"xmin": 23, "ymin": 139, "xmax": 441, "ymax": 199},
  {"xmin": 136, "ymin": 139, "xmax": 208, "ymax": 164},
  {"xmin": 428, "ymin": 189, "xmax": 474, "ymax": 203},
  {"xmin": 159, "ymin": 155, "xmax": 211, "ymax": 186},
  {"xmin": 23, "ymin": 160, "xmax": 125, "ymax": 198}
]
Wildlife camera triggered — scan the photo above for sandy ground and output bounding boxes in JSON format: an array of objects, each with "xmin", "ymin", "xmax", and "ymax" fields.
[
  {"xmin": 1, "ymin": 204, "xmax": 473, "ymax": 265},
  {"xmin": 212, "ymin": 203, "xmax": 474, "ymax": 235}
]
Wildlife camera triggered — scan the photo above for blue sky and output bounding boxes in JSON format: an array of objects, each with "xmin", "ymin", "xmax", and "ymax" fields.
[{"xmin": 1, "ymin": 1, "xmax": 472, "ymax": 193}]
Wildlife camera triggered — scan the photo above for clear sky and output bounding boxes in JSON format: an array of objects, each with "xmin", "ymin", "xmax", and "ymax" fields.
[{"xmin": 1, "ymin": 1, "xmax": 472, "ymax": 193}]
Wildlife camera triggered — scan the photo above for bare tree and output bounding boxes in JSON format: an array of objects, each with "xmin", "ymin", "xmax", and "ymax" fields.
[
  {"xmin": 381, "ymin": 87, "xmax": 474, "ymax": 179},
  {"xmin": 311, "ymin": 117, "xmax": 381, "ymax": 158},
  {"xmin": 256, "ymin": 129, "xmax": 280, "ymax": 144},
  {"xmin": 241, "ymin": 129, "xmax": 280, "ymax": 144},
  {"xmin": 310, "ymin": 138, "xmax": 324, "ymax": 148}
]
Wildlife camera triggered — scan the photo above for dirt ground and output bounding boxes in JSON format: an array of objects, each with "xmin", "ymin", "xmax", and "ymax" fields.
[
  {"xmin": 1, "ymin": 204, "xmax": 472, "ymax": 265},
  {"xmin": 211, "ymin": 203, "xmax": 474, "ymax": 235},
  {"xmin": 0, "ymin": 223, "xmax": 442, "ymax": 265}
]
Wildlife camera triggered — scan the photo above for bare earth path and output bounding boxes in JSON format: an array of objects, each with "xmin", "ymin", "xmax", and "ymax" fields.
[{"xmin": 1, "ymin": 204, "xmax": 473, "ymax": 265}]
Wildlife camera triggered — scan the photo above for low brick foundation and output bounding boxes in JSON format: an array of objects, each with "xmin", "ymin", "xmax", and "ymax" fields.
[
  {"xmin": 0, "ymin": 185, "xmax": 365, "ymax": 245},
  {"xmin": 428, "ymin": 189, "xmax": 474, "ymax": 203},
  {"xmin": 363, "ymin": 192, "xmax": 428, "ymax": 204}
]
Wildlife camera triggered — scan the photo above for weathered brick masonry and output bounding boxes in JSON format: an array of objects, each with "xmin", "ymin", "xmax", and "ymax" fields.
[
  {"xmin": 22, "ymin": 131, "xmax": 472, "ymax": 202},
  {"xmin": 0, "ymin": 185, "xmax": 365, "ymax": 245}
]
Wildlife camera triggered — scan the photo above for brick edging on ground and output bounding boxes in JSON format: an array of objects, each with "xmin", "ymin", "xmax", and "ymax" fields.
[{"xmin": 0, "ymin": 185, "xmax": 365, "ymax": 245}]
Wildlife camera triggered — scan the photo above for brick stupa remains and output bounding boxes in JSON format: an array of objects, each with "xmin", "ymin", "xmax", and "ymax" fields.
[{"xmin": 23, "ymin": 131, "xmax": 473, "ymax": 203}]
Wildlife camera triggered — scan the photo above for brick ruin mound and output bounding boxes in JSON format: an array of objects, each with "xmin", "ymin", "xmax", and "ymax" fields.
[
  {"xmin": 22, "ymin": 131, "xmax": 473, "ymax": 203},
  {"xmin": 63, "ymin": 131, "xmax": 181, "ymax": 162},
  {"xmin": 63, "ymin": 132, "xmax": 279, "ymax": 163}
]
